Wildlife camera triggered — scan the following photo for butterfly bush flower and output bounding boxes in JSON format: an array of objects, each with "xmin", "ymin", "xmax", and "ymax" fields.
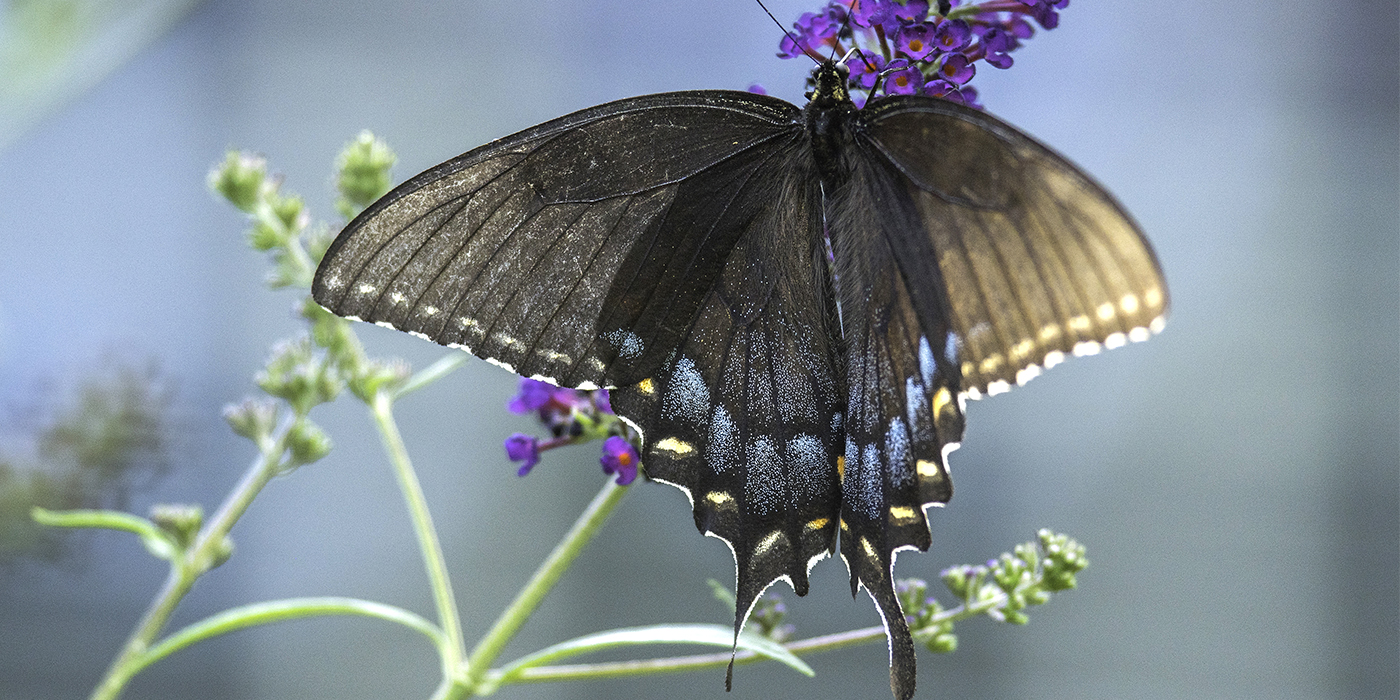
[
  {"xmin": 779, "ymin": 0, "xmax": 1066, "ymax": 108},
  {"xmin": 599, "ymin": 436, "xmax": 639, "ymax": 485},
  {"xmin": 502, "ymin": 378, "xmax": 640, "ymax": 484}
]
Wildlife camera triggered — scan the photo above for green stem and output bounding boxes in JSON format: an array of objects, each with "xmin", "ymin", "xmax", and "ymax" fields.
[
  {"xmin": 130, "ymin": 597, "xmax": 443, "ymax": 678},
  {"xmin": 394, "ymin": 352, "xmax": 469, "ymax": 400},
  {"xmin": 368, "ymin": 389, "xmax": 468, "ymax": 683},
  {"xmin": 467, "ymin": 478, "xmax": 630, "ymax": 691},
  {"xmin": 489, "ymin": 591, "xmax": 1011, "ymax": 685},
  {"xmin": 90, "ymin": 429, "xmax": 291, "ymax": 700}
]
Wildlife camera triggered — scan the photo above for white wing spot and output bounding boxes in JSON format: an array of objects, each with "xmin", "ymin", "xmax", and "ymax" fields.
[
  {"xmin": 421, "ymin": 305, "xmax": 440, "ymax": 317},
  {"xmin": 1104, "ymin": 332, "xmax": 1127, "ymax": 349},
  {"xmin": 390, "ymin": 292, "xmax": 407, "ymax": 304},
  {"xmin": 356, "ymin": 283, "xmax": 376, "ymax": 295},
  {"xmin": 707, "ymin": 405, "xmax": 738, "ymax": 475},
  {"xmin": 604, "ymin": 329, "xmax": 644, "ymax": 360},
  {"xmin": 1072, "ymin": 340, "xmax": 1103, "ymax": 357},
  {"xmin": 1015, "ymin": 364, "xmax": 1042, "ymax": 386},
  {"xmin": 662, "ymin": 357, "xmax": 710, "ymax": 426}
]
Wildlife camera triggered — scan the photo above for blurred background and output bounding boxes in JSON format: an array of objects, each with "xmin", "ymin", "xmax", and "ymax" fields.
[{"xmin": 0, "ymin": 0, "xmax": 1395, "ymax": 698}]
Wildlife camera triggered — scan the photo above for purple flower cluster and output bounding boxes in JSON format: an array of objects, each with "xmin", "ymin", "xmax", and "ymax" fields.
[
  {"xmin": 503, "ymin": 378, "xmax": 639, "ymax": 485},
  {"xmin": 777, "ymin": 0, "xmax": 1069, "ymax": 109}
]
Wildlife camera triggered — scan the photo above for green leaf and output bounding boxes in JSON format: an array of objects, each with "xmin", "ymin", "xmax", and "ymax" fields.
[{"xmin": 494, "ymin": 623, "xmax": 814, "ymax": 684}]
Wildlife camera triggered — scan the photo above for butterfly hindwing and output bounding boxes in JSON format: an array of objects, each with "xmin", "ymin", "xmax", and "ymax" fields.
[
  {"xmin": 608, "ymin": 135, "xmax": 845, "ymax": 664},
  {"xmin": 312, "ymin": 91, "xmax": 803, "ymax": 389},
  {"xmin": 827, "ymin": 140, "xmax": 966, "ymax": 700},
  {"xmin": 859, "ymin": 97, "xmax": 1168, "ymax": 397}
]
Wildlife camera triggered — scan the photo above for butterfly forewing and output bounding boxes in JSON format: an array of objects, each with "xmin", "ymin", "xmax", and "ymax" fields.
[
  {"xmin": 859, "ymin": 98, "xmax": 1168, "ymax": 397},
  {"xmin": 312, "ymin": 92, "xmax": 804, "ymax": 389}
]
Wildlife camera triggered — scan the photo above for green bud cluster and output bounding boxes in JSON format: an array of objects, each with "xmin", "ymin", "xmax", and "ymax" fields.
[
  {"xmin": 897, "ymin": 530, "xmax": 1090, "ymax": 650},
  {"xmin": 336, "ymin": 131, "xmax": 397, "ymax": 220}
]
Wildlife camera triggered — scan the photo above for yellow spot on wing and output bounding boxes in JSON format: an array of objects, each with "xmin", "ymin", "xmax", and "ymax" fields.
[
  {"xmin": 654, "ymin": 437, "xmax": 694, "ymax": 455},
  {"xmin": 916, "ymin": 459, "xmax": 942, "ymax": 478},
  {"xmin": 860, "ymin": 537, "xmax": 878, "ymax": 561},
  {"xmin": 705, "ymin": 491, "xmax": 734, "ymax": 506},
  {"xmin": 637, "ymin": 377, "xmax": 656, "ymax": 395},
  {"xmin": 836, "ymin": 454, "xmax": 845, "ymax": 480},
  {"xmin": 889, "ymin": 506, "xmax": 918, "ymax": 524},
  {"xmin": 805, "ymin": 517, "xmax": 830, "ymax": 532},
  {"xmin": 754, "ymin": 531, "xmax": 783, "ymax": 557}
]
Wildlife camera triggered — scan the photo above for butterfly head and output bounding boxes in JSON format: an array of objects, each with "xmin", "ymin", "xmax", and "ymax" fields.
[{"xmin": 806, "ymin": 60, "xmax": 852, "ymax": 109}]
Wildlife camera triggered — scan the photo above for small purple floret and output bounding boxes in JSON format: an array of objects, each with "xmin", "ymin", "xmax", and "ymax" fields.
[
  {"xmin": 600, "ymin": 436, "xmax": 640, "ymax": 485},
  {"xmin": 934, "ymin": 19, "xmax": 972, "ymax": 52},
  {"xmin": 507, "ymin": 378, "xmax": 556, "ymax": 414},
  {"xmin": 937, "ymin": 53, "xmax": 975, "ymax": 84},
  {"xmin": 885, "ymin": 59, "xmax": 926, "ymax": 95},
  {"xmin": 505, "ymin": 433, "xmax": 541, "ymax": 476},
  {"xmin": 896, "ymin": 22, "xmax": 937, "ymax": 60},
  {"xmin": 846, "ymin": 50, "xmax": 887, "ymax": 89}
]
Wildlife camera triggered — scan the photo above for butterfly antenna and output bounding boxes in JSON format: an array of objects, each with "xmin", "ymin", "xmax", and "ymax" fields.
[
  {"xmin": 755, "ymin": 0, "xmax": 821, "ymax": 64},
  {"xmin": 838, "ymin": 1, "xmax": 879, "ymax": 95}
]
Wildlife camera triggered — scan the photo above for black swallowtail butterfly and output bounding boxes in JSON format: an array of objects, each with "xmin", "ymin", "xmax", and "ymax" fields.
[{"xmin": 312, "ymin": 60, "xmax": 1167, "ymax": 699}]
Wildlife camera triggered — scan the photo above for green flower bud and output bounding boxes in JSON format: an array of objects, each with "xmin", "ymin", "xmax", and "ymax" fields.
[
  {"xmin": 199, "ymin": 534, "xmax": 234, "ymax": 572},
  {"xmin": 149, "ymin": 503, "xmax": 203, "ymax": 549},
  {"xmin": 940, "ymin": 565, "xmax": 972, "ymax": 600},
  {"xmin": 927, "ymin": 632, "xmax": 957, "ymax": 654},
  {"xmin": 247, "ymin": 220, "xmax": 284, "ymax": 251},
  {"xmin": 256, "ymin": 338, "xmax": 342, "ymax": 414},
  {"xmin": 223, "ymin": 398, "xmax": 279, "ymax": 440},
  {"xmin": 209, "ymin": 151, "xmax": 267, "ymax": 212},
  {"xmin": 285, "ymin": 419, "xmax": 332, "ymax": 468},
  {"xmin": 347, "ymin": 359, "xmax": 410, "ymax": 402},
  {"xmin": 269, "ymin": 193, "xmax": 306, "ymax": 231},
  {"xmin": 335, "ymin": 131, "xmax": 396, "ymax": 220}
]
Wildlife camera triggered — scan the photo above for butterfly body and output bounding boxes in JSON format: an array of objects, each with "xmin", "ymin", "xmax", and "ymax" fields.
[{"xmin": 313, "ymin": 60, "xmax": 1166, "ymax": 700}]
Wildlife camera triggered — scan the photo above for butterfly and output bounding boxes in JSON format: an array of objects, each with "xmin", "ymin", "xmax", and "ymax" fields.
[{"xmin": 311, "ymin": 59, "xmax": 1167, "ymax": 699}]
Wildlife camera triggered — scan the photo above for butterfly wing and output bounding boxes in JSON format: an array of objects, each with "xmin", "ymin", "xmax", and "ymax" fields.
[
  {"xmin": 823, "ymin": 95, "xmax": 1169, "ymax": 699},
  {"xmin": 858, "ymin": 96, "xmax": 1169, "ymax": 398},
  {"xmin": 607, "ymin": 133, "xmax": 847, "ymax": 681},
  {"xmin": 314, "ymin": 91, "xmax": 849, "ymax": 680},
  {"xmin": 312, "ymin": 91, "xmax": 806, "ymax": 390},
  {"xmin": 826, "ymin": 139, "xmax": 965, "ymax": 700}
]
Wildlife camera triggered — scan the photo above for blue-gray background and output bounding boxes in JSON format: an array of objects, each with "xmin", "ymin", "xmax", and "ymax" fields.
[{"xmin": 1, "ymin": 0, "xmax": 1396, "ymax": 698}]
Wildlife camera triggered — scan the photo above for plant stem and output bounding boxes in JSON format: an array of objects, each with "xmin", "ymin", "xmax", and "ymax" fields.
[
  {"xmin": 467, "ymin": 478, "xmax": 629, "ymax": 691},
  {"xmin": 90, "ymin": 429, "xmax": 290, "ymax": 700},
  {"xmin": 368, "ymin": 389, "xmax": 468, "ymax": 684},
  {"xmin": 493, "ymin": 592, "xmax": 1011, "ymax": 685}
]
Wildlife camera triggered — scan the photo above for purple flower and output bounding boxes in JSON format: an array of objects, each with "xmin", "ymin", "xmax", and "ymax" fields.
[
  {"xmin": 845, "ymin": 50, "xmax": 887, "ymax": 89},
  {"xmin": 1021, "ymin": 0, "xmax": 1066, "ymax": 29},
  {"xmin": 850, "ymin": 0, "xmax": 897, "ymax": 31},
  {"xmin": 505, "ymin": 433, "xmax": 541, "ymax": 476},
  {"xmin": 779, "ymin": 5, "xmax": 847, "ymax": 58},
  {"xmin": 892, "ymin": 0, "xmax": 930, "ymax": 22},
  {"xmin": 933, "ymin": 18, "xmax": 972, "ymax": 52},
  {"xmin": 507, "ymin": 378, "xmax": 558, "ymax": 414},
  {"xmin": 884, "ymin": 59, "xmax": 926, "ymax": 95},
  {"xmin": 979, "ymin": 26, "xmax": 1017, "ymax": 69},
  {"xmin": 747, "ymin": 83, "xmax": 768, "ymax": 95},
  {"xmin": 896, "ymin": 22, "xmax": 937, "ymax": 60},
  {"xmin": 594, "ymin": 388, "xmax": 613, "ymax": 414},
  {"xmin": 936, "ymin": 52, "xmax": 975, "ymax": 84},
  {"xmin": 600, "ymin": 436, "xmax": 639, "ymax": 485}
]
